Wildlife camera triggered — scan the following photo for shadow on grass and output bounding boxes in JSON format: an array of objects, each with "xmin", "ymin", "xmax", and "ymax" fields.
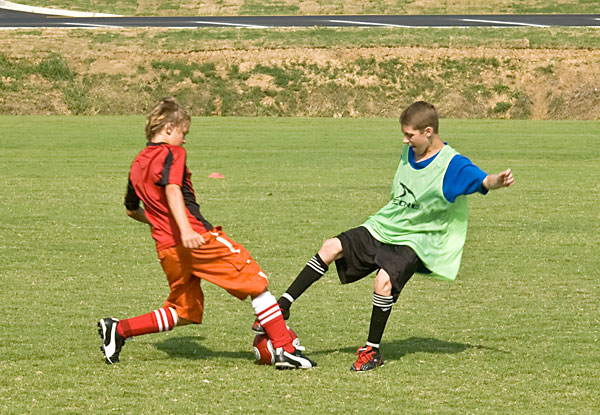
[
  {"xmin": 153, "ymin": 335, "xmax": 506, "ymax": 363},
  {"xmin": 153, "ymin": 336, "xmax": 251, "ymax": 361},
  {"xmin": 313, "ymin": 337, "xmax": 508, "ymax": 362}
]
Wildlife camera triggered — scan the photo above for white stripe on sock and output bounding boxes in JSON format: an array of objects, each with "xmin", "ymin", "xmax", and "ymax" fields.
[
  {"xmin": 260, "ymin": 310, "xmax": 283, "ymax": 326},
  {"xmin": 168, "ymin": 307, "xmax": 178, "ymax": 328},
  {"xmin": 373, "ymin": 300, "xmax": 393, "ymax": 304},
  {"xmin": 253, "ymin": 292, "xmax": 285, "ymax": 326},
  {"xmin": 154, "ymin": 310, "xmax": 163, "ymax": 332},
  {"xmin": 373, "ymin": 293, "xmax": 393, "ymax": 311},
  {"xmin": 281, "ymin": 293, "xmax": 295, "ymax": 304},
  {"xmin": 307, "ymin": 257, "xmax": 325, "ymax": 274},
  {"xmin": 257, "ymin": 304, "xmax": 279, "ymax": 321},
  {"xmin": 159, "ymin": 308, "xmax": 169, "ymax": 331}
]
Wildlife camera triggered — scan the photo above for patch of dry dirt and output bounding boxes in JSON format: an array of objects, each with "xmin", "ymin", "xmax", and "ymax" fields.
[{"xmin": 1, "ymin": 30, "xmax": 599, "ymax": 119}]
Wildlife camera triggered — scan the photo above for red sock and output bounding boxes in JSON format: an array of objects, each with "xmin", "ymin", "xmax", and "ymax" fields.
[
  {"xmin": 117, "ymin": 307, "xmax": 178, "ymax": 339},
  {"xmin": 253, "ymin": 293, "xmax": 294, "ymax": 353}
]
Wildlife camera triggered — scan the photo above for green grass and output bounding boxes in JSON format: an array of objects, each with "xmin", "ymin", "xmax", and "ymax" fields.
[
  {"xmin": 87, "ymin": 26, "xmax": 600, "ymax": 50},
  {"xmin": 0, "ymin": 116, "xmax": 598, "ymax": 413}
]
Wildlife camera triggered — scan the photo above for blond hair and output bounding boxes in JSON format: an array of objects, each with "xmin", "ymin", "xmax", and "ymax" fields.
[
  {"xmin": 400, "ymin": 101, "xmax": 439, "ymax": 134},
  {"xmin": 145, "ymin": 97, "xmax": 190, "ymax": 140}
]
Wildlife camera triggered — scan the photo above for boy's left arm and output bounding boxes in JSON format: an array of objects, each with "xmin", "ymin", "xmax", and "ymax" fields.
[
  {"xmin": 126, "ymin": 207, "xmax": 151, "ymax": 224},
  {"xmin": 482, "ymin": 168, "xmax": 515, "ymax": 190},
  {"xmin": 124, "ymin": 178, "xmax": 152, "ymax": 225}
]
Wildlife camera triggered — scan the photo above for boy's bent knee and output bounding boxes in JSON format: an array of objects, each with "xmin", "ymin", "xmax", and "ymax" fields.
[
  {"xmin": 318, "ymin": 238, "xmax": 343, "ymax": 264},
  {"xmin": 374, "ymin": 270, "xmax": 393, "ymax": 296}
]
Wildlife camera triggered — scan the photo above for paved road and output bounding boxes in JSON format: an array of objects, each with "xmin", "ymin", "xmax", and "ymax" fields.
[{"xmin": 1, "ymin": 8, "xmax": 599, "ymax": 28}]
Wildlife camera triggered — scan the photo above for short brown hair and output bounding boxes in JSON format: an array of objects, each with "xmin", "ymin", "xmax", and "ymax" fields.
[
  {"xmin": 145, "ymin": 97, "xmax": 190, "ymax": 140},
  {"xmin": 400, "ymin": 101, "xmax": 439, "ymax": 133}
]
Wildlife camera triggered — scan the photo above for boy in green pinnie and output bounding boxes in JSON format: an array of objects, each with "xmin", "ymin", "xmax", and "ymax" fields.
[{"xmin": 259, "ymin": 101, "xmax": 515, "ymax": 371}]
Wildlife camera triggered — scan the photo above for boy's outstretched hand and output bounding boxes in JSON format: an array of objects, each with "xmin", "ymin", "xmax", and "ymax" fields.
[
  {"xmin": 181, "ymin": 229, "xmax": 206, "ymax": 249},
  {"xmin": 483, "ymin": 168, "xmax": 515, "ymax": 190}
]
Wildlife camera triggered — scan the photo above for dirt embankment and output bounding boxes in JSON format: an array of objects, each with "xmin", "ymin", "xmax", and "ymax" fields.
[{"xmin": 1, "ymin": 30, "xmax": 599, "ymax": 119}]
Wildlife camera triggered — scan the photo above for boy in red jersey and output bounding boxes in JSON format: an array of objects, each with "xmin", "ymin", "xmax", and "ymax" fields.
[{"xmin": 97, "ymin": 97, "xmax": 315, "ymax": 369}]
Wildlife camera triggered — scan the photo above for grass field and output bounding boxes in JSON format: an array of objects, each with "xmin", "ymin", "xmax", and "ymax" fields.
[{"xmin": 0, "ymin": 116, "xmax": 598, "ymax": 414}]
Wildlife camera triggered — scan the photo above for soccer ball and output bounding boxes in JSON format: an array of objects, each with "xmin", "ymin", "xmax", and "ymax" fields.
[
  {"xmin": 252, "ymin": 333, "xmax": 275, "ymax": 365},
  {"xmin": 252, "ymin": 326, "xmax": 301, "ymax": 365}
]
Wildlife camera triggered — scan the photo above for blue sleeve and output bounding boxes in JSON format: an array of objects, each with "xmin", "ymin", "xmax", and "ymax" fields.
[{"xmin": 443, "ymin": 155, "xmax": 488, "ymax": 203}]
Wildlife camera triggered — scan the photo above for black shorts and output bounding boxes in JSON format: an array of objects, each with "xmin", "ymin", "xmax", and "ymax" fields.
[{"xmin": 335, "ymin": 226, "xmax": 423, "ymax": 301}]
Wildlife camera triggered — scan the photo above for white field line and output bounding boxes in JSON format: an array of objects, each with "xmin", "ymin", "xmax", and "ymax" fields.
[
  {"xmin": 194, "ymin": 20, "xmax": 268, "ymax": 28},
  {"xmin": 461, "ymin": 18, "xmax": 549, "ymax": 27},
  {"xmin": 0, "ymin": 0, "xmax": 121, "ymax": 17},
  {"xmin": 0, "ymin": 25, "xmax": 204, "ymax": 29},
  {"xmin": 328, "ymin": 19, "xmax": 410, "ymax": 28},
  {"xmin": 63, "ymin": 22, "xmax": 123, "ymax": 28}
]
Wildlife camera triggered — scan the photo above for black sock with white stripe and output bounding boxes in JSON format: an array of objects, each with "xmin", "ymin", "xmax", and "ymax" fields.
[
  {"xmin": 278, "ymin": 253, "xmax": 329, "ymax": 310},
  {"xmin": 366, "ymin": 293, "xmax": 394, "ymax": 349}
]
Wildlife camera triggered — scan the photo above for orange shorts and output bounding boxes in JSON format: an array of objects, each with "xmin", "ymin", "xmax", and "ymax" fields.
[{"xmin": 157, "ymin": 227, "xmax": 269, "ymax": 324}]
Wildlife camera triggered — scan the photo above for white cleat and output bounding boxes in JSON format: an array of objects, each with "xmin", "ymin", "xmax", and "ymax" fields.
[
  {"xmin": 97, "ymin": 318, "xmax": 125, "ymax": 364},
  {"xmin": 275, "ymin": 348, "xmax": 317, "ymax": 370}
]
